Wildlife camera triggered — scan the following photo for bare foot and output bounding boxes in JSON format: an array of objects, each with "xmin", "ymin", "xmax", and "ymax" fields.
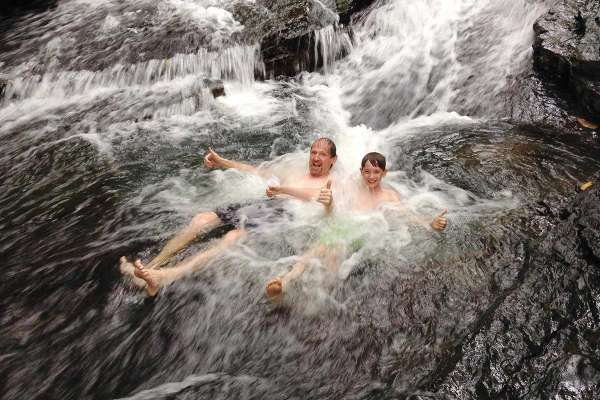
[
  {"xmin": 133, "ymin": 259, "xmax": 162, "ymax": 296},
  {"xmin": 265, "ymin": 277, "xmax": 285, "ymax": 303},
  {"xmin": 119, "ymin": 257, "xmax": 147, "ymax": 288}
]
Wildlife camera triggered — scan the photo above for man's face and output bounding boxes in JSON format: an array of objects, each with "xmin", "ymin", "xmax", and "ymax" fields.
[
  {"xmin": 309, "ymin": 141, "xmax": 336, "ymax": 177},
  {"xmin": 360, "ymin": 161, "xmax": 386, "ymax": 189}
]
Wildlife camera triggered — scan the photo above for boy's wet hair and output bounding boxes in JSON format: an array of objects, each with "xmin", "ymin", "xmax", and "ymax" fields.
[
  {"xmin": 361, "ymin": 152, "xmax": 386, "ymax": 170},
  {"xmin": 312, "ymin": 137, "xmax": 337, "ymax": 157}
]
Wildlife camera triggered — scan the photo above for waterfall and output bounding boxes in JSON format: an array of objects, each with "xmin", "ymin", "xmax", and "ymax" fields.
[
  {"xmin": 313, "ymin": 25, "xmax": 353, "ymax": 73},
  {"xmin": 330, "ymin": 0, "xmax": 551, "ymax": 129},
  {"xmin": 3, "ymin": 2, "xmax": 598, "ymax": 400},
  {"xmin": 2, "ymin": 45, "xmax": 263, "ymax": 105},
  {"xmin": 0, "ymin": 0, "xmax": 266, "ymax": 128}
]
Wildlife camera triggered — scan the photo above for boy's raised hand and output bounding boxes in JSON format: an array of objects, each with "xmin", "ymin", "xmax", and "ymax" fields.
[{"xmin": 430, "ymin": 208, "xmax": 448, "ymax": 231}]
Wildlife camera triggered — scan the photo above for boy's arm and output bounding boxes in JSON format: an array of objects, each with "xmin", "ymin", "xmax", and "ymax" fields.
[
  {"xmin": 387, "ymin": 195, "xmax": 448, "ymax": 232},
  {"xmin": 409, "ymin": 210, "xmax": 448, "ymax": 231},
  {"xmin": 430, "ymin": 209, "xmax": 448, "ymax": 231}
]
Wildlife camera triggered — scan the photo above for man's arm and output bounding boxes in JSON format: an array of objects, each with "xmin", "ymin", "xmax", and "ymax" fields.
[
  {"xmin": 266, "ymin": 186, "xmax": 317, "ymax": 202},
  {"xmin": 266, "ymin": 180, "xmax": 333, "ymax": 214},
  {"xmin": 204, "ymin": 147, "xmax": 267, "ymax": 176},
  {"xmin": 267, "ymin": 180, "xmax": 333, "ymax": 214}
]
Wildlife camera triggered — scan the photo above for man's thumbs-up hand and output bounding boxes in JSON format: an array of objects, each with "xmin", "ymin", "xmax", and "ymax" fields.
[
  {"xmin": 430, "ymin": 208, "xmax": 448, "ymax": 231},
  {"xmin": 203, "ymin": 147, "xmax": 223, "ymax": 169},
  {"xmin": 317, "ymin": 180, "xmax": 333, "ymax": 207},
  {"xmin": 266, "ymin": 186, "xmax": 283, "ymax": 198}
]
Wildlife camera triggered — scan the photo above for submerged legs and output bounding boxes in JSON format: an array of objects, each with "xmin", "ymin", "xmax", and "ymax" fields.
[
  {"xmin": 147, "ymin": 211, "xmax": 223, "ymax": 269},
  {"xmin": 119, "ymin": 211, "xmax": 223, "ymax": 283},
  {"xmin": 265, "ymin": 245, "xmax": 338, "ymax": 301},
  {"xmin": 131, "ymin": 228, "xmax": 246, "ymax": 296}
]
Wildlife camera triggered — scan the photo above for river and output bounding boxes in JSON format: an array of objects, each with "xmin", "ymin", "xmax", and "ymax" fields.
[{"xmin": 1, "ymin": 0, "xmax": 599, "ymax": 399}]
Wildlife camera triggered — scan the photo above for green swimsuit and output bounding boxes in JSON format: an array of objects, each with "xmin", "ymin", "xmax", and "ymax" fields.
[{"xmin": 318, "ymin": 216, "xmax": 369, "ymax": 252}]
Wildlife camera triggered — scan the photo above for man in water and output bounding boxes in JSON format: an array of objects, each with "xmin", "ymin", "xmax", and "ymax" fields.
[
  {"xmin": 265, "ymin": 151, "xmax": 448, "ymax": 300},
  {"xmin": 120, "ymin": 137, "xmax": 338, "ymax": 296}
]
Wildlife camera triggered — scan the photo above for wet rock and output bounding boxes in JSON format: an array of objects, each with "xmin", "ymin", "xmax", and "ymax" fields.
[
  {"xmin": 401, "ymin": 122, "xmax": 600, "ymax": 204},
  {"xmin": 505, "ymin": 72, "xmax": 586, "ymax": 135},
  {"xmin": 0, "ymin": 74, "xmax": 9, "ymax": 100},
  {"xmin": 205, "ymin": 79, "xmax": 225, "ymax": 98},
  {"xmin": 234, "ymin": 0, "xmax": 368, "ymax": 78},
  {"xmin": 533, "ymin": 0, "xmax": 600, "ymax": 124},
  {"xmin": 0, "ymin": 0, "xmax": 57, "ymax": 17},
  {"xmin": 0, "ymin": 2, "xmax": 233, "ymax": 73},
  {"xmin": 235, "ymin": 0, "xmax": 338, "ymax": 77},
  {"xmin": 339, "ymin": 0, "xmax": 379, "ymax": 25},
  {"xmin": 435, "ymin": 188, "xmax": 600, "ymax": 398}
]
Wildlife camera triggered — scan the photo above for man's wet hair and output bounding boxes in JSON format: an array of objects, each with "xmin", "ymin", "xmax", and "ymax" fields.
[
  {"xmin": 312, "ymin": 137, "xmax": 337, "ymax": 158},
  {"xmin": 361, "ymin": 152, "xmax": 386, "ymax": 170}
]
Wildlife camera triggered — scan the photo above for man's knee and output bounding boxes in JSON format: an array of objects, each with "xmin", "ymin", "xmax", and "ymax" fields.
[
  {"xmin": 191, "ymin": 211, "xmax": 220, "ymax": 229},
  {"xmin": 223, "ymin": 229, "xmax": 245, "ymax": 242}
]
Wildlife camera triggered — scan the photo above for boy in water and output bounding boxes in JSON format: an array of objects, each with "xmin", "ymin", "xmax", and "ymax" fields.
[{"xmin": 265, "ymin": 151, "xmax": 447, "ymax": 300}]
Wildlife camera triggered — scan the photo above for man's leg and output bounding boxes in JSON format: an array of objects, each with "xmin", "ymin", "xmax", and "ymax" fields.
[
  {"xmin": 147, "ymin": 211, "xmax": 223, "ymax": 269},
  {"xmin": 133, "ymin": 228, "xmax": 246, "ymax": 296},
  {"xmin": 120, "ymin": 211, "xmax": 223, "ymax": 285}
]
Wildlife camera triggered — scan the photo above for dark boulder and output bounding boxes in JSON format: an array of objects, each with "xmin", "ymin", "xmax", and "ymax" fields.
[
  {"xmin": 234, "ymin": 0, "xmax": 368, "ymax": 78},
  {"xmin": 0, "ymin": 0, "xmax": 57, "ymax": 17},
  {"xmin": 235, "ymin": 0, "xmax": 338, "ymax": 78},
  {"xmin": 434, "ymin": 186, "xmax": 600, "ymax": 398},
  {"xmin": 0, "ymin": 74, "xmax": 9, "ymax": 100},
  {"xmin": 205, "ymin": 79, "xmax": 225, "ymax": 98},
  {"xmin": 338, "ymin": 0, "xmax": 379, "ymax": 25},
  {"xmin": 533, "ymin": 0, "xmax": 600, "ymax": 124},
  {"xmin": 505, "ymin": 72, "xmax": 590, "ymax": 135}
]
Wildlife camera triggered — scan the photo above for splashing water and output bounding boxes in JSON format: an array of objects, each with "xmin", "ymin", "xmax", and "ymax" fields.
[
  {"xmin": 2, "ymin": 0, "xmax": 599, "ymax": 399},
  {"xmin": 334, "ymin": 0, "xmax": 551, "ymax": 128}
]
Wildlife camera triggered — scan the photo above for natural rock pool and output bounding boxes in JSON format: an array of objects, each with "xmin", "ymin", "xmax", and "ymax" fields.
[{"xmin": 1, "ymin": 0, "xmax": 599, "ymax": 399}]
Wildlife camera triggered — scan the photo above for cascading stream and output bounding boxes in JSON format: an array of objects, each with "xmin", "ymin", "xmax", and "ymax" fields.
[
  {"xmin": 332, "ymin": 0, "xmax": 551, "ymax": 129},
  {"xmin": 1, "ymin": 0, "xmax": 599, "ymax": 399}
]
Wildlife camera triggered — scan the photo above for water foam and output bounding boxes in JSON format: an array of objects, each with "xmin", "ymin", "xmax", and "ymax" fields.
[
  {"xmin": 2, "ymin": 45, "xmax": 262, "ymax": 106},
  {"xmin": 332, "ymin": 0, "xmax": 550, "ymax": 127}
]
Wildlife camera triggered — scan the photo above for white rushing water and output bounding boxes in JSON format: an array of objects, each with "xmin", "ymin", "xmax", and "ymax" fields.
[
  {"xmin": 0, "ymin": 0, "xmax": 549, "ymax": 300},
  {"xmin": 6, "ymin": 3, "xmax": 583, "ymax": 398},
  {"xmin": 328, "ymin": 0, "xmax": 551, "ymax": 128}
]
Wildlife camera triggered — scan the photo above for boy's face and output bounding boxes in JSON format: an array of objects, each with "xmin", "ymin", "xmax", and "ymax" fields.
[{"xmin": 360, "ymin": 160, "xmax": 386, "ymax": 189}]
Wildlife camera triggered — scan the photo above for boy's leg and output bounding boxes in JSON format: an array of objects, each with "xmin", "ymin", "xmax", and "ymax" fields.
[
  {"xmin": 265, "ymin": 263, "xmax": 306, "ymax": 300},
  {"xmin": 265, "ymin": 245, "xmax": 328, "ymax": 300}
]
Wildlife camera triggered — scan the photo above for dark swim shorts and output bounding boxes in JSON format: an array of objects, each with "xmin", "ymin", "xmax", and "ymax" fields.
[{"xmin": 214, "ymin": 199, "xmax": 290, "ymax": 230}]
